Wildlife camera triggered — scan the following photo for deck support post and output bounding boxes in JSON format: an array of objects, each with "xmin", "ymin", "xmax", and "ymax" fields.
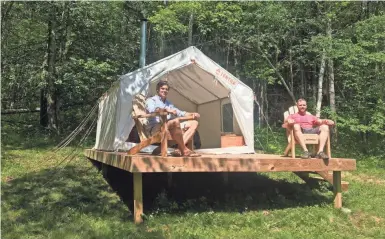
[
  {"xmin": 333, "ymin": 171, "xmax": 342, "ymax": 208},
  {"xmin": 133, "ymin": 173, "xmax": 143, "ymax": 224}
]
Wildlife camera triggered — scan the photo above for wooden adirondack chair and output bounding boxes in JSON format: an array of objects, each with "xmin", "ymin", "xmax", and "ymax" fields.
[
  {"xmin": 282, "ymin": 106, "xmax": 348, "ymax": 191},
  {"xmin": 282, "ymin": 106, "xmax": 331, "ymax": 159},
  {"xmin": 127, "ymin": 94, "xmax": 194, "ymax": 157}
]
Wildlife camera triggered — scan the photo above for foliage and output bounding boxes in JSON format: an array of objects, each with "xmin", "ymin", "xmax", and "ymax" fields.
[{"xmin": 2, "ymin": 2, "xmax": 384, "ymax": 142}]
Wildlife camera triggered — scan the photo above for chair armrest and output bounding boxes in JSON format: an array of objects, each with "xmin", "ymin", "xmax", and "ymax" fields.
[
  {"xmin": 133, "ymin": 113, "xmax": 195, "ymax": 121},
  {"xmin": 282, "ymin": 123, "xmax": 292, "ymax": 129},
  {"xmin": 178, "ymin": 115, "xmax": 195, "ymax": 121},
  {"xmin": 132, "ymin": 112, "xmax": 168, "ymax": 119}
]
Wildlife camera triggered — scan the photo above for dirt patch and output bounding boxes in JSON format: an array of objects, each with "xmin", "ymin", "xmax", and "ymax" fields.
[
  {"xmin": 2, "ymin": 176, "xmax": 14, "ymax": 183},
  {"xmin": 349, "ymin": 211, "xmax": 384, "ymax": 228},
  {"xmin": 344, "ymin": 172, "xmax": 385, "ymax": 185},
  {"xmin": 372, "ymin": 216, "xmax": 383, "ymax": 224}
]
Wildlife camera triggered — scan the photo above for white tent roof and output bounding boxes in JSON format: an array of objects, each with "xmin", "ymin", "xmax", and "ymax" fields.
[{"xmin": 95, "ymin": 46, "xmax": 254, "ymax": 154}]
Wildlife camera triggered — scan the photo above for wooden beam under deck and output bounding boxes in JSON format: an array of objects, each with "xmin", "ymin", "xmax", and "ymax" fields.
[{"xmin": 85, "ymin": 149, "xmax": 356, "ymax": 173}]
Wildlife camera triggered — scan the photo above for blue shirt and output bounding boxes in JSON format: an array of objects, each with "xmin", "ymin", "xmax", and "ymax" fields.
[{"xmin": 145, "ymin": 95, "xmax": 186, "ymax": 127}]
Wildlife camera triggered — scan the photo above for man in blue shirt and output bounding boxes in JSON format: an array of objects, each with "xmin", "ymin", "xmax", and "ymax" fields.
[{"xmin": 145, "ymin": 80, "xmax": 200, "ymax": 156}]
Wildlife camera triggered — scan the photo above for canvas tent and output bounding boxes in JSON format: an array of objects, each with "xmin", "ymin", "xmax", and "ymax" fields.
[{"xmin": 95, "ymin": 46, "xmax": 255, "ymax": 154}]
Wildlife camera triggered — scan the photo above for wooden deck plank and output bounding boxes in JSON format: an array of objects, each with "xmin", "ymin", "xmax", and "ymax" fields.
[{"xmin": 84, "ymin": 149, "xmax": 356, "ymax": 173}]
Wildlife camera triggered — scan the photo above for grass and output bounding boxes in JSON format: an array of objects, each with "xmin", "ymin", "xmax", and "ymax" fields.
[{"xmin": 2, "ymin": 116, "xmax": 385, "ymax": 238}]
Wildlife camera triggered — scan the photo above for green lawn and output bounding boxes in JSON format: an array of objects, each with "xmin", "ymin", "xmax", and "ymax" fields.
[{"xmin": 2, "ymin": 122, "xmax": 385, "ymax": 238}]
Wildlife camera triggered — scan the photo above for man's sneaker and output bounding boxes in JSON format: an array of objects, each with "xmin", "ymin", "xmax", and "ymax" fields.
[
  {"xmin": 317, "ymin": 151, "xmax": 329, "ymax": 160},
  {"xmin": 301, "ymin": 151, "xmax": 311, "ymax": 159}
]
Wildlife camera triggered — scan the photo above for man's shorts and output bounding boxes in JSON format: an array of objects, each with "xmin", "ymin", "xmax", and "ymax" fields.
[
  {"xmin": 301, "ymin": 127, "xmax": 320, "ymax": 134},
  {"xmin": 146, "ymin": 121, "xmax": 190, "ymax": 136},
  {"xmin": 146, "ymin": 123, "xmax": 162, "ymax": 136}
]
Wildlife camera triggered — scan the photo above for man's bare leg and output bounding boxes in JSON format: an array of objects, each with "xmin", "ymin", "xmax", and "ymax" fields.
[
  {"xmin": 167, "ymin": 119, "xmax": 188, "ymax": 154},
  {"xmin": 182, "ymin": 120, "xmax": 198, "ymax": 147},
  {"xmin": 318, "ymin": 125, "xmax": 329, "ymax": 152},
  {"xmin": 293, "ymin": 124, "xmax": 308, "ymax": 152}
]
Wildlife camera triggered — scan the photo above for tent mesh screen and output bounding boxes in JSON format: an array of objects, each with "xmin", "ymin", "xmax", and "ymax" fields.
[{"xmin": 222, "ymin": 103, "xmax": 234, "ymax": 133}]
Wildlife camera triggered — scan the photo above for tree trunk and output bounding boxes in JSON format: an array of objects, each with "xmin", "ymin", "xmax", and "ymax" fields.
[
  {"xmin": 56, "ymin": 2, "xmax": 72, "ymax": 128},
  {"xmin": 326, "ymin": 16, "xmax": 337, "ymax": 140},
  {"xmin": 264, "ymin": 80, "xmax": 268, "ymax": 124},
  {"xmin": 300, "ymin": 62, "xmax": 305, "ymax": 97},
  {"xmin": 289, "ymin": 49, "xmax": 294, "ymax": 93},
  {"xmin": 311, "ymin": 66, "xmax": 317, "ymax": 112},
  {"xmin": 59, "ymin": 2, "xmax": 71, "ymax": 63},
  {"xmin": 226, "ymin": 42, "xmax": 230, "ymax": 69},
  {"xmin": 259, "ymin": 80, "xmax": 264, "ymax": 127},
  {"xmin": 316, "ymin": 49, "xmax": 326, "ymax": 118},
  {"xmin": 1, "ymin": 2, "xmax": 14, "ymax": 79},
  {"xmin": 252, "ymin": 80, "xmax": 261, "ymax": 128},
  {"xmin": 328, "ymin": 60, "xmax": 336, "ymax": 113},
  {"xmin": 188, "ymin": 12, "xmax": 194, "ymax": 46},
  {"xmin": 233, "ymin": 47, "xmax": 240, "ymax": 79},
  {"xmin": 159, "ymin": 33, "xmax": 165, "ymax": 59},
  {"xmin": 40, "ymin": 89, "xmax": 48, "ymax": 127},
  {"xmin": 327, "ymin": 25, "xmax": 336, "ymax": 115},
  {"xmin": 41, "ymin": 3, "xmax": 59, "ymax": 133},
  {"xmin": 1, "ymin": 1, "xmax": 14, "ymax": 41},
  {"xmin": 256, "ymin": 45, "xmax": 296, "ymax": 104}
]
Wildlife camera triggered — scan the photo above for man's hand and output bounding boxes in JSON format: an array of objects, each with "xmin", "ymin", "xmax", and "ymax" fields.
[
  {"xmin": 154, "ymin": 107, "xmax": 166, "ymax": 113},
  {"xmin": 287, "ymin": 118, "xmax": 295, "ymax": 125},
  {"xmin": 192, "ymin": 112, "xmax": 200, "ymax": 119},
  {"xmin": 166, "ymin": 109, "xmax": 177, "ymax": 115},
  {"xmin": 323, "ymin": 119, "xmax": 335, "ymax": 126}
]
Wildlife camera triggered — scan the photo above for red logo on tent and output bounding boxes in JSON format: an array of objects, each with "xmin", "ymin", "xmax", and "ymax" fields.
[{"xmin": 215, "ymin": 68, "xmax": 237, "ymax": 86}]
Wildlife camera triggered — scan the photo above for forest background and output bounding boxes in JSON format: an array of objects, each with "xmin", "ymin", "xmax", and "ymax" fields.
[
  {"xmin": 1, "ymin": 2, "xmax": 385, "ymax": 238},
  {"xmin": 2, "ymin": 1, "xmax": 385, "ymax": 155}
]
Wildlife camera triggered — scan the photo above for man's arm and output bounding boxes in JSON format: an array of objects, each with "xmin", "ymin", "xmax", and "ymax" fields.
[
  {"xmin": 314, "ymin": 117, "xmax": 335, "ymax": 126},
  {"xmin": 167, "ymin": 103, "xmax": 186, "ymax": 117},
  {"xmin": 286, "ymin": 115, "xmax": 295, "ymax": 125},
  {"xmin": 145, "ymin": 98, "xmax": 157, "ymax": 113},
  {"xmin": 185, "ymin": 112, "xmax": 200, "ymax": 119},
  {"xmin": 319, "ymin": 119, "xmax": 335, "ymax": 126},
  {"xmin": 166, "ymin": 102, "xmax": 200, "ymax": 119}
]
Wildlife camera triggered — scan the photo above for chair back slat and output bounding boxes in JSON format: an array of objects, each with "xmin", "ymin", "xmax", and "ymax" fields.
[
  {"xmin": 284, "ymin": 106, "xmax": 298, "ymax": 121},
  {"xmin": 132, "ymin": 94, "xmax": 149, "ymax": 141}
]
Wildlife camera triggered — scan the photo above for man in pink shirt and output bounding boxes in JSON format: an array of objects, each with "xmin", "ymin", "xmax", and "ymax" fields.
[{"xmin": 286, "ymin": 99, "xmax": 335, "ymax": 159}]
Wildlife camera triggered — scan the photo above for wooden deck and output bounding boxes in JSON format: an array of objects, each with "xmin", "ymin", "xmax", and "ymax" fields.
[{"xmin": 84, "ymin": 149, "xmax": 356, "ymax": 224}]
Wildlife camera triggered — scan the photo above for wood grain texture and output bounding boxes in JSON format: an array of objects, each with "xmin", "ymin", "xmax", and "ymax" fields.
[
  {"xmin": 85, "ymin": 149, "xmax": 356, "ymax": 173},
  {"xmin": 133, "ymin": 173, "xmax": 143, "ymax": 224},
  {"xmin": 127, "ymin": 133, "xmax": 161, "ymax": 155},
  {"xmin": 160, "ymin": 115, "xmax": 168, "ymax": 157}
]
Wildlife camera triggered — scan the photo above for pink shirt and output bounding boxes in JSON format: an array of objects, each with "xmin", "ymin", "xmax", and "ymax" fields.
[{"xmin": 288, "ymin": 113, "xmax": 318, "ymax": 129}]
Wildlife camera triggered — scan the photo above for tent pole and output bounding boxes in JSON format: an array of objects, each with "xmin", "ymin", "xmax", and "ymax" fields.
[{"xmin": 140, "ymin": 19, "xmax": 147, "ymax": 68}]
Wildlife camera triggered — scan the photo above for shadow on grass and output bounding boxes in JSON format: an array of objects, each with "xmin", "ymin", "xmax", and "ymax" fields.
[
  {"xmin": 2, "ymin": 159, "xmax": 332, "ymax": 238},
  {"xmin": 95, "ymin": 162, "xmax": 332, "ymax": 217},
  {"xmin": 1, "ymin": 164, "xmax": 163, "ymax": 238}
]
